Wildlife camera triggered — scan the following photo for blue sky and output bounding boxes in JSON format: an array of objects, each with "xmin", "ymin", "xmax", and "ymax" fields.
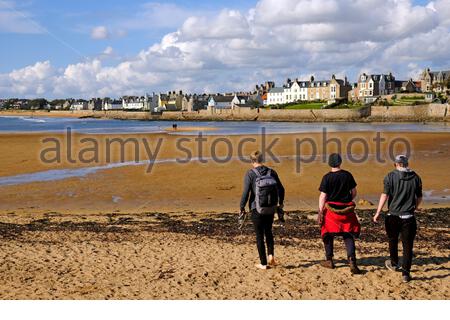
[
  {"xmin": 0, "ymin": 0, "xmax": 257, "ymax": 72},
  {"xmin": 0, "ymin": 0, "xmax": 449, "ymax": 98}
]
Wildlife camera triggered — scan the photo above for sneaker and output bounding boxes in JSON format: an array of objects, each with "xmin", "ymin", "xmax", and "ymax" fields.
[
  {"xmin": 385, "ymin": 260, "xmax": 400, "ymax": 272},
  {"xmin": 320, "ymin": 260, "xmax": 335, "ymax": 269},
  {"xmin": 402, "ymin": 274, "xmax": 412, "ymax": 283}
]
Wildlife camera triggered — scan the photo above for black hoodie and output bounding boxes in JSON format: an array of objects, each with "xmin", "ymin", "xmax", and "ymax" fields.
[
  {"xmin": 240, "ymin": 165, "xmax": 285, "ymax": 212},
  {"xmin": 383, "ymin": 169, "xmax": 423, "ymax": 217}
]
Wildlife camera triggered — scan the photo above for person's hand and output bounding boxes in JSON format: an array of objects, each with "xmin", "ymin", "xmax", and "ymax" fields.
[
  {"xmin": 373, "ymin": 212, "xmax": 381, "ymax": 223},
  {"xmin": 317, "ymin": 210, "xmax": 324, "ymax": 226},
  {"xmin": 415, "ymin": 207, "xmax": 423, "ymax": 214}
]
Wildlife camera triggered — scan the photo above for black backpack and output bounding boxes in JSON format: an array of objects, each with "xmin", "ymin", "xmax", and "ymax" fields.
[{"xmin": 252, "ymin": 168, "xmax": 279, "ymax": 215}]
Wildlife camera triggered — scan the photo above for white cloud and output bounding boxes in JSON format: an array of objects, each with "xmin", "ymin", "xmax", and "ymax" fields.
[
  {"xmin": 0, "ymin": 0, "xmax": 45, "ymax": 34},
  {"xmin": 179, "ymin": 10, "xmax": 251, "ymax": 40},
  {"xmin": 7, "ymin": 61, "xmax": 55, "ymax": 95},
  {"xmin": 91, "ymin": 26, "xmax": 109, "ymax": 40},
  {"xmin": 103, "ymin": 46, "xmax": 114, "ymax": 55},
  {"xmin": 1, "ymin": 0, "xmax": 449, "ymax": 98}
]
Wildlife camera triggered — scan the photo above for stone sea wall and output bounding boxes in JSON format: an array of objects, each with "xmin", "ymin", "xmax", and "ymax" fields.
[{"xmin": 1, "ymin": 104, "xmax": 448, "ymax": 122}]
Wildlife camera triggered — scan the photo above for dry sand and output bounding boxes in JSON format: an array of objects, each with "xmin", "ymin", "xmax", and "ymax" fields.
[{"xmin": 0, "ymin": 209, "xmax": 448, "ymax": 299}]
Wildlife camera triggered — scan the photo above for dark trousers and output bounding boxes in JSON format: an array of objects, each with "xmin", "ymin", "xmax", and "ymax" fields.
[
  {"xmin": 251, "ymin": 210, "xmax": 274, "ymax": 266},
  {"xmin": 323, "ymin": 233, "xmax": 356, "ymax": 260},
  {"xmin": 385, "ymin": 215, "xmax": 417, "ymax": 275}
]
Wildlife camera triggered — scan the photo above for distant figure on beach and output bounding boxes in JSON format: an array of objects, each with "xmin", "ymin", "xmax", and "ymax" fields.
[
  {"xmin": 318, "ymin": 153, "xmax": 362, "ymax": 274},
  {"xmin": 240, "ymin": 151, "xmax": 285, "ymax": 270},
  {"xmin": 172, "ymin": 123, "xmax": 178, "ymax": 130},
  {"xmin": 374, "ymin": 155, "xmax": 423, "ymax": 283}
]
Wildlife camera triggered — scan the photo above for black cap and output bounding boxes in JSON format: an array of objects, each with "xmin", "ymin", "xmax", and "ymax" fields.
[
  {"xmin": 395, "ymin": 155, "xmax": 409, "ymax": 166},
  {"xmin": 328, "ymin": 153, "xmax": 342, "ymax": 168}
]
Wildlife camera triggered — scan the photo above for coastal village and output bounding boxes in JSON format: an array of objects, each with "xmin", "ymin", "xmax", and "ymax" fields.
[{"xmin": 0, "ymin": 68, "xmax": 449, "ymax": 113}]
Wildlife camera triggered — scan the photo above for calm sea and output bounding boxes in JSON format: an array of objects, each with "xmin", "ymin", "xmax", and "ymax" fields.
[{"xmin": 0, "ymin": 116, "xmax": 449, "ymax": 135}]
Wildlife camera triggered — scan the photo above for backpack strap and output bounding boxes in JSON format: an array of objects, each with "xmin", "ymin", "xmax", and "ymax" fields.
[
  {"xmin": 252, "ymin": 168, "xmax": 272, "ymax": 177},
  {"xmin": 252, "ymin": 168, "xmax": 261, "ymax": 177}
]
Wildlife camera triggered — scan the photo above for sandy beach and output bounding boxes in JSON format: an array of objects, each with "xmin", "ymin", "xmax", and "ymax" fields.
[
  {"xmin": 0, "ymin": 209, "xmax": 448, "ymax": 299},
  {"xmin": 0, "ymin": 129, "xmax": 449, "ymax": 299}
]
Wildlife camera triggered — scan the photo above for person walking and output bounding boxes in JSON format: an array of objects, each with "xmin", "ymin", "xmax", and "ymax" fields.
[
  {"xmin": 240, "ymin": 151, "xmax": 285, "ymax": 270},
  {"xmin": 373, "ymin": 155, "xmax": 423, "ymax": 283},
  {"xmin": 318, "ymin": 153, "xmax": 362, "ymax": 274}
]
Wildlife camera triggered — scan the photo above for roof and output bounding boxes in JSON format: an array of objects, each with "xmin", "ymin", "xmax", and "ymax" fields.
[
  {"xmin": 268, "ymin": 87, "xmax": 284, "ymax": 93},
  {"xmin": 211, "ymin": 95, "xmax": 234, "ymax": 103},
  {"xmin": 430, "ymin": 70, "xmax": 450, "ymax": 80}
]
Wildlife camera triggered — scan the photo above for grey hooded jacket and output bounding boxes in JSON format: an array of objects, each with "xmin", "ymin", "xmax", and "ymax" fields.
[{"xmin": 383, "ymin": 169, "xmax": 423, "ymax": 217}]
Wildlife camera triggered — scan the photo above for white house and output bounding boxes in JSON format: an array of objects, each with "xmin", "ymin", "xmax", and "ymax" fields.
[
  {"xmin": 283, "ymin": 81, "xmax": 299, "ymax": 104},
  {"xmin": 208, "ymin": 94, "xmax": 241, "ymax": 109},
  {"xmin": 122, "ymin": 94, "xmax": 151, "ymax": 111},
  {"xmin": 283, "ymin": 80, "xmax": 309, "ymax": 103},
  {"xmin": 267, "ymin": 87, "xmax": 284, "ymax": 105},
  {"xmin": 267, "ymin": 79, "xmax": 310, "ymax": 106}
]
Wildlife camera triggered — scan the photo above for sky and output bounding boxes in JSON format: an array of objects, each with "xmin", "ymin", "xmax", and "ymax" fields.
[{"xmin": 0, "ymin": 0, "xmax": 449, "ymax": 99}]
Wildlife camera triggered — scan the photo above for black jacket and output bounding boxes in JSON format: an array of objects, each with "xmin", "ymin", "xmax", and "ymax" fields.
[
  {"xmin": 383, "ymin": 169, "xmax": 422, "ymax": 217},
  {"xmin": 240, "ymin": 165, "xmax": 285, "ymax": 211}
]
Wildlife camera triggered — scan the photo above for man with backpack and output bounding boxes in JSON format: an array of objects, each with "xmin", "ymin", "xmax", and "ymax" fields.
[
  {"xmin": 318, "ymin": 153, "xmax": 362, "ymax": 274},
  {"xmin": 240, "ymin": 151, "xmax": 285, "ymax": 270},
  {"xmin": 373, "ymin": 155, "xmax": 423, "ymax": 283}
]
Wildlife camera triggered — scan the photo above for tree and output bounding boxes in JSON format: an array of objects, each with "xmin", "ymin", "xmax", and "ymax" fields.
[
  {"xmin": 50, "ymin": 99, "xmax": 66, "ymax": 107},
  {"xmin": 28, "ymin": 99, "xmax": 48, "ymax": 110}
]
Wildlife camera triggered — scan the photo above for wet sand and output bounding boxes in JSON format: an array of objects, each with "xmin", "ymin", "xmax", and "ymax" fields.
[
  {"xmin": 164, "ymin": 126, "xmax": 218, "ymax": 132},
  {"xmin": 0, "ymin": 131, "xmax": 449, "ymax": 214},
  {"xmin": 0, "ymin": 209, "xmax": 448, "ymax": 299}
]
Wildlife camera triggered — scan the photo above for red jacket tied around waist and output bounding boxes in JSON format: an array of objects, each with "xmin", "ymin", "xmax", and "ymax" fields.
[{"xmin": 321, "ymin": 201, "xmax": 361, "ymax": 238}]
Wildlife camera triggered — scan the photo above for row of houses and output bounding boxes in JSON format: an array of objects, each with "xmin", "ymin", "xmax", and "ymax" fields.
[
  {"xmin": 66, "ymin": 92, "xmax": 263, "ymax": 112},
  {"xmin": 266, "ymin": 68, "xmax": 450, "ymax": 106},
  {"xmin": 267, "ymin": 75, "xmax": 352, "ymax": 106}
]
